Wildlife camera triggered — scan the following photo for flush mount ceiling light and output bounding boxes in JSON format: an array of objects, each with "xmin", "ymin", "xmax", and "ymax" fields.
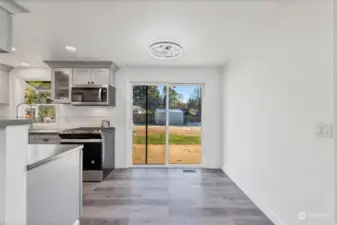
[
  {"xmin": 65, "ymin": 45, "xmax": 76, "ymax": 52},
  {"xmin": 149, "ymin": 41, "xmax": 183, "ymax": 59}
]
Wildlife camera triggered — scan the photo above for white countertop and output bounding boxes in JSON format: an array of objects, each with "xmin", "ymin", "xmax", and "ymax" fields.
[
  {"xmin": 27, "ymin": 144, "xmax": 83, "ymax": 170},
  {"xmin": 29, "ymin": 128, "xmax": 64, "ymax": 134}
]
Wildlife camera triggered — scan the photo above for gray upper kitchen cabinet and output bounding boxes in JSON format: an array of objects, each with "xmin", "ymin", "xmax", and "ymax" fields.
[
  {"xmin": 73, "ymin": 68, "xmax": 92, "ymax": 84},
  {"xmin": 91, "ymin": 68, "xmax": 110, "ymax": 84},
  {"xmin": 52, "ymin": 68, "xmax": 72, "ymax": 103},
  {"xmin": 45, "ymin": 61, "xmax": 118, "ymax": 104},
  {"xmin": 73, "ymin": 68, "xmax": 110, "ymax": 85}
]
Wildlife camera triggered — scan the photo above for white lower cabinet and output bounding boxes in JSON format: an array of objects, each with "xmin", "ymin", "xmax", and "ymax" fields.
[{"xmin": 27, "ymin": 148, "xmax": 82, "ymax": 225}]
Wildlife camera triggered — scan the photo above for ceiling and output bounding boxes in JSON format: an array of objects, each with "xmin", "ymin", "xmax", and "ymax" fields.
[{"xmin": 0, "ymin": 0, "xmax": 290, "ymax": 68}]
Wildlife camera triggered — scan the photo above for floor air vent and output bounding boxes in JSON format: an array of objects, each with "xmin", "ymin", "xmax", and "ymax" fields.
[{"xmin": 183, "ymin": 169, "xmax": 196, "ymax": 173}]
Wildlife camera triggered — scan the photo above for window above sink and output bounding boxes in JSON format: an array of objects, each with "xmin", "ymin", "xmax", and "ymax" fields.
[{"xmin": 17, "ymin": 80, "xmax": 57, "ymax": 124}]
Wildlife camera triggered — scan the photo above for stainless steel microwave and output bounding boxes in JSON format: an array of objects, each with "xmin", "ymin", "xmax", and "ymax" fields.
[{"xmin": 71, "ymin": 84, "xmax": 116, "ymax": 106}]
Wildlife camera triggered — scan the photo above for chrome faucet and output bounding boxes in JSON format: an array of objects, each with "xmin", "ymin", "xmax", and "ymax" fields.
[{"xmin": 16, "ymin": 102, "xmax": 27, "ymax": 119}]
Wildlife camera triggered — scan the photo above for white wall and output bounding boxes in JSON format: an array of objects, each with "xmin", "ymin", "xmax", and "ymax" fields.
[
  {"xmin": 115, "ymin": 67, "xmax": 222, "ymax": 168},
  {"xmin": 0, "ymin": 105, "xmax": 9, "ymax": 118},
  {"xmin": 335, "ymin": 0, "xmax": 337, "ymax": 224},
  {"xmin": 0, "ymin": 107, "xmax": 8, "ymax": 117},
  {"xmin": 221, "ymin": 1, "xmax": 334, "ymax": 225},
  {"xmin": 0, "ymin": 64, "xmax": 11, "ymax": 117}
]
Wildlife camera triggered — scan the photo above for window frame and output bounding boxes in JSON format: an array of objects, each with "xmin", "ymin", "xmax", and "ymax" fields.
[{"xmin": 22, "ymin": 79, "xmax": 58, "ymax": 126}]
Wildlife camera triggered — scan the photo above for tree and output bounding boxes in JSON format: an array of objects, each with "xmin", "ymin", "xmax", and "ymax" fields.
[
  {"xmin": 147, "ymin": 86, "xmax": 161, "ymax": 110},
  {"xmin": 133, "ymin": 85, "xmax": 147, "ymax": 109},
  {"xmin": 187, "ymin": 87, "xmax": 202, "ymax": 111},
  {"xmin": 161, "ymin": 86, "xmax": 183, "ymax": 108},
  {"xmin": 24, "ymin": 82, "xmax": 55, "ymax": 122},
  {"xmin": 25, "ymin": 87, "xmax": 36, "ymax": 104},
  {"xmin": 133, "ymin": 85, "xmax": 161, "ymax": 112},
  {"xmin": 133, "ymin": 85, "xmax": 187, "ymax": 110}
]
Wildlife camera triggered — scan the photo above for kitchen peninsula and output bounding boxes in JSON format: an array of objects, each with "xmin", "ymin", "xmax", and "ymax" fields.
[
  {"xmin": 0, "ymin": 119, "xmax": 83, "ymax": 225},
  {"xmin": 27, "ymin": 144, "xmax": 83, "ymax": 225},
  {"xmin": 0, "ymin": 119, "xmax": 31, "ymax": 225}
]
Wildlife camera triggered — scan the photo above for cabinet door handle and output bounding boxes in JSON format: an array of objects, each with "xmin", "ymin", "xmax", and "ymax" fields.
[
  {"xmin": 98, "ymin": 88, "xmax": 102, "ymax": 101},
  {"xmin": 91, "ymin": 160, "xmax": 95, "ymax": 164},
  {"xmin": 43, "ymin": 138, "xmax": 49, "ymax": 142}
]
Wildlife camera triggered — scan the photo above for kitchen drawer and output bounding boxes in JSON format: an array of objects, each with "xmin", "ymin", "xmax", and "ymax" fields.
[{"xmin": 29, "ymin": 134, "xmax": 61, "ymax": 145}]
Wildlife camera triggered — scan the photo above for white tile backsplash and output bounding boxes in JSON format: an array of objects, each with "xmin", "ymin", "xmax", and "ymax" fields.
[
  {"xmin": 61, "ymin": 105, "xmax": 114, "ymax": 117},
  {"xmin": 0, "ymin": 105, "xmax": 9, "ymax": 117},
  {"xmin": 57, "ymin": 105, "xmax": 115, "ymax": 128}
]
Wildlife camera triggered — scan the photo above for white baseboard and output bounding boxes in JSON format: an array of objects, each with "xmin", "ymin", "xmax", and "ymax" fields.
[
  {"xmin": 73, "ymin": 219, "xmax": 80, "ymax": 225},
  {"xmin": 221, "ymin": 166, "xmax": 287, "ymax": 225}
]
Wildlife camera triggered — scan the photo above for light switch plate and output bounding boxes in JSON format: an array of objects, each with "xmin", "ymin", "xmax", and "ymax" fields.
[{"xmin": 316, "ymin": 123, "xmax": 333, "ymax": 138}]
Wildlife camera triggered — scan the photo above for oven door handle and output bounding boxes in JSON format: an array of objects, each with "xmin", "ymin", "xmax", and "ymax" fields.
[{"xmin": 61, "ymin": 139, "xmax": 102, "ymax": 143}]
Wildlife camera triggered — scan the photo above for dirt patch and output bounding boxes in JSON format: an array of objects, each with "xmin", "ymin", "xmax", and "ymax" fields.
[
  {"xmin": 134, "ymin": 126, "xmax": 201, "ymax": 136},
  {"xmin": 132, "ymin": 144, "xmax": 201, "ymax": 165}
]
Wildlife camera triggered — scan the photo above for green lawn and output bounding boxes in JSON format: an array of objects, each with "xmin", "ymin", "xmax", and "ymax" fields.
[{"xmin": 133, "ymin": 133, "xmax": 201, "ymax": 145}]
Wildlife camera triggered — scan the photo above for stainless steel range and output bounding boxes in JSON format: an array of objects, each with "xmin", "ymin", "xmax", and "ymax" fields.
[{"xmin": 59, "ymin": 127, "xmax": 115, "ymax": 182}]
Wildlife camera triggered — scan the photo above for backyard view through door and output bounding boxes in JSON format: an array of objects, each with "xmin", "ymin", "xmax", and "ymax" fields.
[{"xmin": 132, "ymin": 84, "xmax": 202, "ymax": 165}]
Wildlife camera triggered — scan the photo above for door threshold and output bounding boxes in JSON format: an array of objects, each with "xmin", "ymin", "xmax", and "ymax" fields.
[{"xmin": 129, "ymin": 164, "xmax": 202, "ymax": 168}]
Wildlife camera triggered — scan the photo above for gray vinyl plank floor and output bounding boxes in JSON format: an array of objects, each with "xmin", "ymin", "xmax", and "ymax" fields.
[{"xmin": 80, "ymin": 169, "xmax": 274, "ymax": 225}]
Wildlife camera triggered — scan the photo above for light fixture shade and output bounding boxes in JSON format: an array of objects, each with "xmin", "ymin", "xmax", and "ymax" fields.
[{"xmin": 149, "ymin": 41, "xmax": 183, "ymax": 59}]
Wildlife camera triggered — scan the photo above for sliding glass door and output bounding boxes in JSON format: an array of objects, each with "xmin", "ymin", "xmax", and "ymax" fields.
[
  {"xmin": 132, "ymin": 84, "xmax": 202, "ymax": 165},
  {"xmin": 132, "ymin": 85, "xmax": 166, "ymax": 165},
  {"xmin": 168, "ymin": 85, "xmax": 202, "ymax": 164},
  {"xmin": 132, "ymin": 85, "xmax": 147, "ymax": 164}
]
